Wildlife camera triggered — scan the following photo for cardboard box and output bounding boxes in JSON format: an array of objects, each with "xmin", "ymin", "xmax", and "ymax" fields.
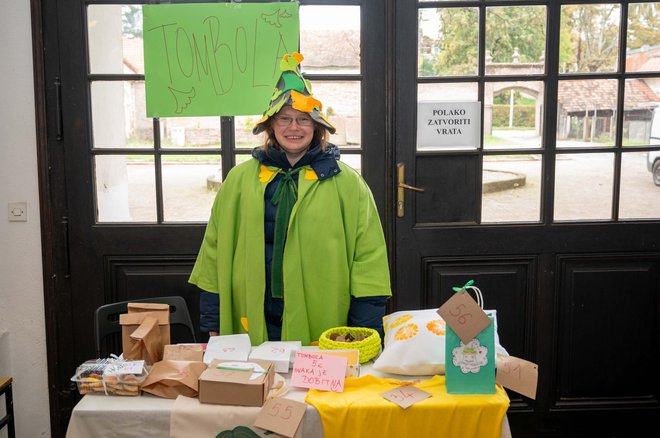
[
  {"xmin": 249, "ymin": 341, "xmax": 301, "ymax": 373},
  {"xmin": 199, "ymin": 360, "xmax": 274, "ymax": 407}
]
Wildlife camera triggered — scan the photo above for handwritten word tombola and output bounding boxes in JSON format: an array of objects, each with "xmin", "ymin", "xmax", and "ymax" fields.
[
  {"xmin": 148, "ymin": 16, "xmax": 291, "ymax": 95},
  {"xmin": 296, "ymin": 352, "xmax": 326, "ymax": 361}
]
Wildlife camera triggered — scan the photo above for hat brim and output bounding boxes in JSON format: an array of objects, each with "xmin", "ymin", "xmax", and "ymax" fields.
[{"xmin": 252, "ymin": 107, "xmax": 336, "ymax": 135}]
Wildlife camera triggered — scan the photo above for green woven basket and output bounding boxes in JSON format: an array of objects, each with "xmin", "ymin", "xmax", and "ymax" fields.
[{"xmin": 318, "ymin": 326, "xmax": 381, "ymax": 364}]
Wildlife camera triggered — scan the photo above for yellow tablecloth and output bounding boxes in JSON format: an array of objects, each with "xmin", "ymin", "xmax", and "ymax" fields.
[{"xmin": 306, "ymin": 375, "xmax": 509, "ymax": 438}]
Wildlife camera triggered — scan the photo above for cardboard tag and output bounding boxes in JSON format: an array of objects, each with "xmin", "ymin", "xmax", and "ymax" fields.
[
  {"xmin": 254, "ymin": 398, "xmax": 307, "ymax": 438},
  {"xmin": 113, "ymin": 360, "xmax": 145, "ymax": 374},
  {"xmin": 290, "ymin": 351, "xmax": 347, "ymax": 392},
  {"xmin": 381, "ymin": 385, "xmax": 432, "ymax": 409},
  {"xmin": 438, "ymin": 291, "xmax": 491, "ymax": 344},
  {"xmin": 496, "ymin": 355, "xmax": 538, "ymax": 400}
]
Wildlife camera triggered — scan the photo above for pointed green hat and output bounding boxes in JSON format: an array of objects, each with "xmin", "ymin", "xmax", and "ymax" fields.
[{"xmin": 252, "ymin": 52, "xmax": 336, "ymax": 135}]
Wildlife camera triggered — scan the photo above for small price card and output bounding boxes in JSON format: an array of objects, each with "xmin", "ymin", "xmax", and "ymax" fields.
[
  {"xmin": 254, "ymin": 398, "xmax": 307, "ymax": 438},
  {"xmin": 290, "ymin": 351, "xmax": 347, "ymax": 392},
  {"xmin": 437, "ymin": 291, "xmax": 491, "ymax": 344},
  {"xmin": 381, "ymin": 385, "xmax": 432, "ymax": 409},
  {"xmin": 496, "ymin": 355, "xmax": 538, "ymax": 400},
  {"xmin": 114, "ymin": 360, "xmax": 145, "ymax": 374}
]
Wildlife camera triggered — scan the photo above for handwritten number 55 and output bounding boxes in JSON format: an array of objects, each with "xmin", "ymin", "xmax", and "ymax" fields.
[{"xmin": 268, "ymin": 403, "xmax": 293, "ymax": 420}]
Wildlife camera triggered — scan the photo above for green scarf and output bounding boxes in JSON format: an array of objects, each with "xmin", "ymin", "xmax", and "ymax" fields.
[{"xmin": 270, "ymin": 167, "xmax": 303, "ymax": 299}]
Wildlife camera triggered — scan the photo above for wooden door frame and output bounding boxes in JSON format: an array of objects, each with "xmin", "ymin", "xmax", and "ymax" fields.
[
  {"xmin": 32, "ymin": 1, "xmax": 396, "ymax": 435},
  {"xmin": 31, "ymin": 0, "xmax": 76, "ymax": 435}
]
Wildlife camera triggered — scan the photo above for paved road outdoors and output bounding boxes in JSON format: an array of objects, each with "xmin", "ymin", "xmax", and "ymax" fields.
[
  {"xmin": 483, "ymin": 130, "xmax": 660, "ymax": 222},
  {"xmin": 113, "ymin": 130, "xmax": 659, "ymax": 223}
]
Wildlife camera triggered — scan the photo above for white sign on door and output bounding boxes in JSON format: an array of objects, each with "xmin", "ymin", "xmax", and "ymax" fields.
[{"xmin": 417, "ymin": 101, "xmax": 480, "ymax": 150}]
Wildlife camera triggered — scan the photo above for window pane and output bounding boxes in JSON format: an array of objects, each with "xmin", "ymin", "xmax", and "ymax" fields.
[
  {"xmin": 626, "ymin": 3, "xmax": 660, "ymax": 73},
  {"xmin": 557, "ymin": 79, "xmax": 617, "ymax": 148},
  {"xmin": 91, "ymin": 81, "xmax": 153, "ymax": 149},
  {"xmin": 300, "ymin": 5, "xmax": 360, "ymax": 75},
  {"xmin": 623, "ymin": 78, "xmax": 660, "ymax": 146},
  {"xmin": 310, "ymin": 81, "xmax": 361, "ymax": 149},
  {"xmin": 235, "ymin": 154, "xmax": 253, "ymax": 167},
  {"xmin": 554, "ymin": 153, "xmax": 614, "ymax": 221},
  {"xmin": 485, "ymin": 81, "xmax": 544, "ymax": 149},
  {"xmin": 162, "ymin": 156, "xmax": 220, "ymax": 222},
  {"xmin": 418, "ymin": 8, "xmax": 479, "ymax": 77},
  {"xmin": 159, "ymin": 117, "xmax": 220, "ymax": 149},
  {"xmin": 482, "ymin": 154, "xmax": 542, "ymax": 223},
  {"xmin": 485, "ymin": 6, "xmax": 546, "ymax": 76},
  {"xmin": 418, "ymin": 83, "xmax": 478, "ymax": 102},
  {"xmin": 619, "ymin": 152, "xmax": 660, "ymax": 219},
  {"xmin": 88, "ymin": 5, "xmax": 144, "ymax": 74},
  {"xmin": 416, "ymin": 83, "xmax": 481, "ymax": 151},
  {"xmin": 235, "ymin": 115, "xmax": 263, "ymax": 149},
  {"xmin": 559, "ymin": 4, "xmax": 621, "ymax": 74},
  {"xmin": 340, "ymin": 154, "xmax": 361, "ymax": 175},
  {"xmin": 95, "ymin": 155, "xmax": 156, "ymax": 222}
]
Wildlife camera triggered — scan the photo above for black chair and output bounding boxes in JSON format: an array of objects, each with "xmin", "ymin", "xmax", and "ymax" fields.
[
  {"xmin": 95, "ymin": 296, "xmax": 197, "ymax": 358},
  {"xmin": 0, "ymin": 377, "xmax": 15, "ymax": 438}
]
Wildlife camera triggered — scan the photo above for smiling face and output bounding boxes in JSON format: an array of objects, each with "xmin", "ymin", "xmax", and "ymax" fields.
[{"xmin": 271, "ymin": 106, "xmax": 315, "ymax": 166}]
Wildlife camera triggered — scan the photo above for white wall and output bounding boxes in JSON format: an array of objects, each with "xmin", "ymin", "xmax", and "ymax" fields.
[{"xmin": 0, "ymin": 1, "xmax": 51, "ymax": 437}]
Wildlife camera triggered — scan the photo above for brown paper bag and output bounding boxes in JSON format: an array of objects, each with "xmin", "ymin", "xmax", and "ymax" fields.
[
  {"xmin": 163, "ymin": 344, "xmax": 204, "ymax": 361},
  {"xmin": 140, "ymin": 360, "xmax": 208, "ymax": 399},
  {"xmin": 120, "ymin": 303, "xmax": 171, "ymax": 364},
  {"xmin": 126, "ymin": 316, "xmax": 161, "ymax": 364}
]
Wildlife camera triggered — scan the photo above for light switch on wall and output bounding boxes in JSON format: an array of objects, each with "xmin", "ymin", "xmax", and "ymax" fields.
[{"xmin": 8, "ymin": 202, "xmax": 28, "ymax": 222}]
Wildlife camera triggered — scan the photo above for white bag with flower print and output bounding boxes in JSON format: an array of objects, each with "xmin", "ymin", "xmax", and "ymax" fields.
[
  {"xmin": 373, "ymin": 308, "xmax": 508, "ymax": 376},
  {"xmin": 372, "ymin": 309, "xmax": 448, "ymax": 376}
]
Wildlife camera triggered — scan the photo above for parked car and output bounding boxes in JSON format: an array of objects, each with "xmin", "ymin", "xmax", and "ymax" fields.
[
  {"xmin": 648, "ymin": 108, "xmax": 660, "ymax": 186},
  {"xmin": 649, "ymin": 151, "xmax": 660, "ymax": 186}
]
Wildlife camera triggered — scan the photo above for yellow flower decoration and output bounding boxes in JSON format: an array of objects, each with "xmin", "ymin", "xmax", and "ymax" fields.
[
  {"xmin": 389, "ymin": 314, "xmax": 413, "ymax": 329},
  {"xmin": 240, "ymin": 317, "xmax": 249, "ymax": 332},
  {"xmin": 259, "ymin": 165, "xmax": 278, "ymax": 183},
  {"xmin": 394, "ymin": 323, "xmax": 419, "ymax": 341},
  {"xmin": 291, "ymin": 89, "xmax": 322, "ymax": 113},
  {"xmin": 304, "ymin": 168, "xmax": 318, "ymax": 180},
  {"xmin": 426, "ymin": 319, "xmax": 446, "ymax": 336}
]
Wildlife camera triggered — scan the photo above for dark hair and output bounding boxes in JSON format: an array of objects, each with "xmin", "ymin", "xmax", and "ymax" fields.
[{"xmin": 260, "ymin": 117, "xmax": 329, "ymax": 153}]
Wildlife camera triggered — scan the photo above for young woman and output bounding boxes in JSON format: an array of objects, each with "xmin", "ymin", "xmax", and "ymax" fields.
[{"xmin": 190, "ymin": 53, "xmax": 391, "ymax": 345}]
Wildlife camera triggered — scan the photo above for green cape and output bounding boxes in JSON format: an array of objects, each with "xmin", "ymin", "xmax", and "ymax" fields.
[{"xmin": 189, "ymin": 158, "xmax": 391, "ymax": 345}]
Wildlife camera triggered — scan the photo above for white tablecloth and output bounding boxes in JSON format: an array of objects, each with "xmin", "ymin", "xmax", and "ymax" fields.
[{"xmin": 66, "ymin": 365, "xmax": 511, "ymax": 438}]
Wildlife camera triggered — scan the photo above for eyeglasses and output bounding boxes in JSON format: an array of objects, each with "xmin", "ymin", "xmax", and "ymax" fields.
[{"xmin": 273, "ymin": 115, "xmax": 314, "ymax": 127}]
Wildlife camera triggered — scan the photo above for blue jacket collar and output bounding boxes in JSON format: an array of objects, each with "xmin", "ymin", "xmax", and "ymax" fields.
[{"xmin": 252, "ymin": 143, "xmax": 341, "ymax": 181}]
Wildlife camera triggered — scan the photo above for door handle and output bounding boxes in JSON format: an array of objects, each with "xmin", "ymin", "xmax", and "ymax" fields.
[{"xmin": 397, "ymin": 163, "xmax": 425, "ymax": 217}]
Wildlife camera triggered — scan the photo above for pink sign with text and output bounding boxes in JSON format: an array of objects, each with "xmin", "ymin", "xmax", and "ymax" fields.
[{"xmin": 290, "ymin": 351, "xmax": 348, "ymax": 392}]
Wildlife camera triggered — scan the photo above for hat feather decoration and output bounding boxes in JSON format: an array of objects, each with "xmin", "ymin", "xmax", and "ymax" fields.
[{"xmin": 252, "ymin": 52, "xmax": 336, "ymax": 134}]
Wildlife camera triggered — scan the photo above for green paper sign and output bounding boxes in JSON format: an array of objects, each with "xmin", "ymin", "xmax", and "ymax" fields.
[{"xmin": 143, "ymin": 2, "xmax": 299, "ymax": 117}]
